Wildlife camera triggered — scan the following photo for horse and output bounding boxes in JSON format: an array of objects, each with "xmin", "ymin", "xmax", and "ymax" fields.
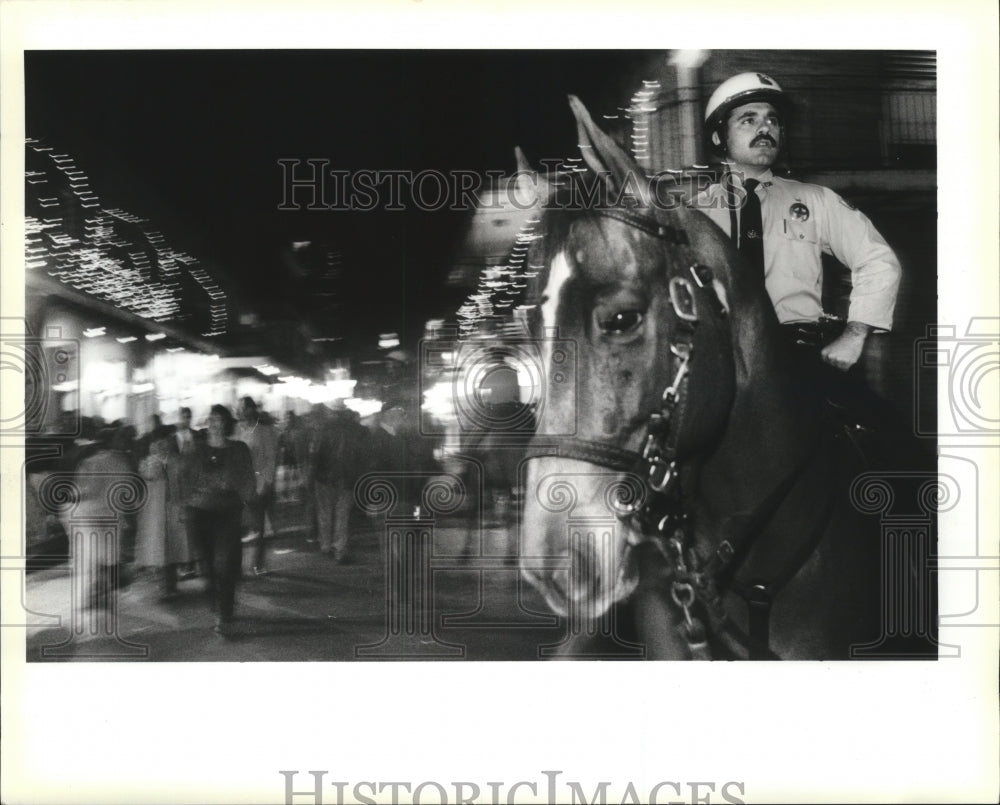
[{"xmin": 511, "ymin": 96, "xmax": 934, "ymax": 660}]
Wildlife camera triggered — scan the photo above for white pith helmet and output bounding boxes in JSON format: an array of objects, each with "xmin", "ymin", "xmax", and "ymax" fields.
[
  {"xmin": 704, "ymin": 71, "xmax": 786, "ymax": 123},
  {"xmin": 703, "ymin": 72, "xmax": 788, "ymax": 156}
]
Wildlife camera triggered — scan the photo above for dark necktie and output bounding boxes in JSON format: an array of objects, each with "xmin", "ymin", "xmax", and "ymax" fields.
[{"xmin": 739, "ymin": 178, "xmax": 765, "ymax": 277}]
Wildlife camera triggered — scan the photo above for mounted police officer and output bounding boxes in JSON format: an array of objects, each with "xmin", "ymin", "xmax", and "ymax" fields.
[{"xmin": 692, "ymin": 71, "xmax": 903, "ymax": 429}]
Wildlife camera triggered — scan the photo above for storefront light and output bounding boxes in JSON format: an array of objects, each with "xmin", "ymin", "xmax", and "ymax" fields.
[
  {"xmin": 344, "ymin": 397, "xmax": 383, "ymax": 418},
  {"xmin": 326, "ymin": 379, "xmax": 357, "ymax": 399},
  {"xmin": 378, "ymin": 332, "xmax": 400, "ymax": 349},
  {"xmin": 422, "ymin": 380, "xmax": 456, "ymax": 421}
]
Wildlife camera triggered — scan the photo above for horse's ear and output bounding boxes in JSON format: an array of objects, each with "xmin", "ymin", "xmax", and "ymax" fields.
[
  {"xmin": 513, "ymin": 146, "xmax": 549, "ymax": 208},
  {"xmin": 568, "ymin": 94, "xmax": 652, "ymax": 208}
]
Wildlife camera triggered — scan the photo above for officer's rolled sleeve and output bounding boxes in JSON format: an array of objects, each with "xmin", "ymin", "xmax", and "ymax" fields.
[{"xmin": 821, "ymin": 187, "xmax": 902, "ymax": 332}]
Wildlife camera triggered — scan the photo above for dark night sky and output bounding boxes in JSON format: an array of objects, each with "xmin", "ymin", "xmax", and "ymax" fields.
[{"xmin": 25, "ymin": 50, "xmax": 652, "ymax": 350}]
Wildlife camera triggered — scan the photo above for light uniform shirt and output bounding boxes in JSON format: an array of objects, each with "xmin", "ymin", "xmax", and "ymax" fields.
[{"xmin": 692, "ymin": 168, "xmax": 901, "ymax": 331}]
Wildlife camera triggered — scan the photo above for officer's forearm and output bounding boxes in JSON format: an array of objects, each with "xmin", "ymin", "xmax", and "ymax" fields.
[
  {"xmin": 821, "ymin": 321, "xmax": 872, "ymax": 370},
  {"xmin": 843, "ymin": 321, "xmax": 873, "ymax": 342}
]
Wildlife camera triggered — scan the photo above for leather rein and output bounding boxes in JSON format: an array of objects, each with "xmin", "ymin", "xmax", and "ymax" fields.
[{"xmin": 523, "ymin": 205, "xmax": 823, "ymax": 660}]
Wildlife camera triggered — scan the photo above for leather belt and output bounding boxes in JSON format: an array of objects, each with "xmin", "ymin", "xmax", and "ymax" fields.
[{"xmin": 781, "ymin": 318, "xmax": 844, "ymax": 349}]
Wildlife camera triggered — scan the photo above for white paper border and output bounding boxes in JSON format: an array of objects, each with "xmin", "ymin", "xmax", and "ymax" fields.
[{"xmin": 1, "ymin": 2, "xmax": 997, "ymax": 804}]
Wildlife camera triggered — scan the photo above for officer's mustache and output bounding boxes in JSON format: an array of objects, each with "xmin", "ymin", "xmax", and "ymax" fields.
[{"xmin": 751, "ymin": 134, "xmax": 777, "ymax": 147}]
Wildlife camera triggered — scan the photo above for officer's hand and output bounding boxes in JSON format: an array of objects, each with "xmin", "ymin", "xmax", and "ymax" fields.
[{"xmin": 821, "ymin": 321, "xmax": 871, "ymax": 371}]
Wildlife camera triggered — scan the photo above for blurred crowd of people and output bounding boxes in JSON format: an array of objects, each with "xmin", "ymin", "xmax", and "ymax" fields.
[{"xmin": 29, "ymin": 394, "xmax": 441, "ymax": 638}]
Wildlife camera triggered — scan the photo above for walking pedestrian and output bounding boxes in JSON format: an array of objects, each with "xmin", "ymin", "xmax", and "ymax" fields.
[
  {"xmin": 309, "ymin": 402, "xmax": 367, "ymax": 563},
  {"xmin": 186, "ymin": 405, "xmax": 256, "ymax": 637},
  {"xmin": 234, "ymin": 397, "xmax": 280, "ymax": 576},
  {"xmin": 135, "ymin": 427, "xmax": 190, "ymax": 599}
]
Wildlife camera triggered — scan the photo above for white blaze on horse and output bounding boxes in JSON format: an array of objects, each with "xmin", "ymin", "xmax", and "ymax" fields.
[{"xmin": 513, "ymin": 97, "xmax": 930, "ymax": 660}]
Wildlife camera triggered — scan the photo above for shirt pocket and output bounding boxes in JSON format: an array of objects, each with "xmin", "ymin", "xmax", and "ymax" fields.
[{"xmin": 781, "ymin": 218, "xmax": 819, "ymax": 244}]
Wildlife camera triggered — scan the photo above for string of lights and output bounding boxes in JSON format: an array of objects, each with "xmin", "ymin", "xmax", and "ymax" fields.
[{"xmin": 24, "ymin": 138, "xmax": 228, "ymax": 337}]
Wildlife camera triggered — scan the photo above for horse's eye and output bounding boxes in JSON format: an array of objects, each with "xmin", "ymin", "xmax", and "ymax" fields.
[{"xmin": 599, "ymin": 310, "xmax": 644, "ymax": 335}]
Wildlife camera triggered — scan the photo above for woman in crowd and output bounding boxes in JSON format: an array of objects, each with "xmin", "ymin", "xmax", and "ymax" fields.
[
  {"xmin": 185, "ymin": 404, "xmax": 256, "ymax": 636},
  {"xmin": 136, "ymin": 427, "xmax": 189, "ymax": 599}
]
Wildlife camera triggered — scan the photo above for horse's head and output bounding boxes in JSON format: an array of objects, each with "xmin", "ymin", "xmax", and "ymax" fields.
[{"xmin": 516, "ymin": 97, "xmax": 764, "ymax": 619}]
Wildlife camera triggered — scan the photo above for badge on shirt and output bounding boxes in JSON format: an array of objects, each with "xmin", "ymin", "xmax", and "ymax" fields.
[{"xmin": 789, "ymin": 202, "xmax": 810, "ymax": 221}]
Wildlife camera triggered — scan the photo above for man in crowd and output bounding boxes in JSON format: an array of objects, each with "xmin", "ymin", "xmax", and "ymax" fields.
[
  {"xmin": 234, "ymin": 396, "xmax": 280, "ymax": 576},
  {"xmin": 307, "ymin": 401, "xmax": 367, "ymax": 563},
  {"xmin": 174, "ymin": 406, "xmax": 202, "ymax": 456},
  {"xmin": 369, "ymin": 395, "xmax": 439, "ymax": 519},
  {"xmin": 173, "ymin": 406, "xmax": 203, "ymax": 578}
]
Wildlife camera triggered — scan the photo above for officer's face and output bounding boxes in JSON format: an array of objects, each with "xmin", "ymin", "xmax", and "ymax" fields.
[{"xmin": 718, "ymin": 101, "xmax": 782, "ymax": 170}]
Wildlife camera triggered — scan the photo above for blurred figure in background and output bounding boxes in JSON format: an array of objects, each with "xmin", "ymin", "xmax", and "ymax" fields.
[
  {"xmin": 137, "ymin": 413, "xmax": 166, "ymax": 460},
  {"xmin": 234, "ymin": 396, "xmax": 280, "ymax": 576},
  {"xmin": 309, "ymin": 401, "xmax": 368, "ymax": 563},
  {"xmin": 108, "ymin": 421, "xmax": 140, "ymax": 569},
  {"xmin": 174, "ymin": 406, "xmax": 201, "ymax": 455},
  {"xmin": 186, "ymin": 404, "xmax": 256, "ymax": 637},
  {"xmin": 279, "ymin": 410, "xmax": 310, "ymax": 503},
  {"xmin": 368, "ymin": 395, "xmax": 440, "ymax": 576},
  {"xmin": 370, "ymin": 395, "xmax": 439, "ymax": 518},
  {"xmin": 173, "ymin": 406, "xmax": 203, "ymax": 577},
  {"xmin": 461, "ymin": 357, "xmax": 536, "ymax": 524},
  {"xmin": 301, "ymin": 404, "xmax": 328, "ymax": 546},
  {"xmin": 64, "ymin": 423, "xmax": 135, "ymax": 614},
  {"xmin": 135, "ymin": 426, "xmax": 189, "ymax": 599}
]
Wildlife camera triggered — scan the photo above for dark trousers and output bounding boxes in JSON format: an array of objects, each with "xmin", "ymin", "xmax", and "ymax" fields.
[
  {"xmin": 187, "ymin": 504, "xmax": 243, "ymax": 620},
  {"xmin": 781, "ymin": 324, "xmax": 903, "ymax": 433},
  {"xmin": 249, "ymin": 485, "xmax": 275, "ymax": 569}
]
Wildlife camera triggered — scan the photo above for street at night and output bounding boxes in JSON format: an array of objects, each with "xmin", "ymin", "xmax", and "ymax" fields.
[
  {"xmin": 25, "ymin": 498, "xmax": 570, "ymax": 662},
  {"xmin": 3, "ymin": 5, "xmax": 998, "ymax": 804},
  {"xmin": 13, "ymin": 46, "xmax": 950, "ymax": 668}
]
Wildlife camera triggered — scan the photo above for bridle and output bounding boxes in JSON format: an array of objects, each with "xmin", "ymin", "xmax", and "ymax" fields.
[{"xmin": 523, "ymin": 203, "xmax": 826, "ymax": 660}]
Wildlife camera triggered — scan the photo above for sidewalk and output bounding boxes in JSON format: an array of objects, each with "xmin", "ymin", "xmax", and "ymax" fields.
[{"xmin": 23, "ymin": 513, "xmax": 565, "ymax": 662}]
